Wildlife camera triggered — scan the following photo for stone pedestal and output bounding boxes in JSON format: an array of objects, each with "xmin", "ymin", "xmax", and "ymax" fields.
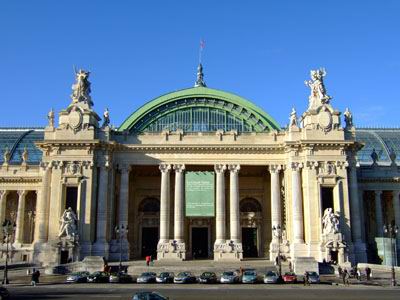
[
  {"xmin": 156, "ymin": 240, "xmax": 186, "ymax": 260},
  {"xmin": 213, "ymin": 240, "xmax": 243, "ymax": 261},
  {"xmin": 319, "ymin": 233, "xmax": 347, "ymax": 265},
  {"xmin": 293, "ymin": 257, "xmax": 319, "ymax": 275}
]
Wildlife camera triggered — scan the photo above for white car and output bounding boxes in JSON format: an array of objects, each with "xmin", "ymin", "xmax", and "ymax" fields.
[{"xmin": 263, "ymin": 271, "xmax": 279, "ymax": 284}]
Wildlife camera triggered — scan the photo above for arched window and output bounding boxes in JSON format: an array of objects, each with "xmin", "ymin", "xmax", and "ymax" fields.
[
  {"xmin": 240, "ymin": 198, "xmax": 262, "ymax": 213},
  {"xmin": 138, "ymin": 198, "xmax": 160, "ymax": 213}
]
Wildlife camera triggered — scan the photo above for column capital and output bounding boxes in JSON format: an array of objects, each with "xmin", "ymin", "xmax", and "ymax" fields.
[
  {"xmin": 173, "ymin": 164, "xmax": 185, "ymax": 173},
  {"xmin": 269, "ymin": 164, "xmax": 282, "ymax": 174},
  {"xmin": 228, "ymin": 164, "xmax": 240, "ymax": 173},
  {"xmin": 214, "ymin": 164, "xmax": 226, "ymax": 173},
  {"xmin": 305, "ymin": 161, "xmax": 319, "ymax": 170},
  {"xmin": 119, "ymin": 164, "xmax": 132, "ymax": 174},
  {"xmin": 0, "ymin": 190, "xmax": 8, "ymax": 200},
  {"xmin": 159, "ymin": 163, "xmax": 171, "ymax": 173},
  {"xmin": 290, "ymin": 162, "xmax": 303, "ymax": 171},
  {"xmin": 17, "ymin": 190, "xmax": 27, "ymax": 198}
]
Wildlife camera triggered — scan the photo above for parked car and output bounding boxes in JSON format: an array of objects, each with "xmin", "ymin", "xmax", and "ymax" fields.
[
  {"xmin": 0, "ymin": 286, "xmax": 10, "ymax": 300},
  {"xmin": 263, "ymin": 271, "xmax": 279, "ymax": 284},
  {"xmin": 199, "ymin": 272, "xmax": 218, "ymax": 284},
  {"xmin": 109, "ymin": 272, "xmax": 133, "ymax": 283},
  {"xmin": 242, "ymin": 270, "xmax": 258, "ymax": 284},
  {"xmin": 66, "ymin": 271, "xmax": 90, "ymax": 283},
  {"xmin": 306, "ymin": 271, "xmax": 320, "ymax": 284},
  {"xmin": 87, "ymin": 271, "xmax": 110, "ymax": 283},
  {"xmin": 156, "ymin": 272, "xmax": 175, "ymax": 283},
  {"xmin": 132, "ymin": 291, "xmax": 170, "ymax": 300},
  {"xmin": 137, "ymin": 272, "xmax": 157, "ymax": 283},
  {"xmin": 283, "ymin": 272, "xmax": 297, "ymax": 283},
  {"xmin": 220, "ymin": 271, "xmax": 240, "ymax": 284},
  {"xmin": 173, "ymin": 272, "xmax": 197, "ymax": 284}
]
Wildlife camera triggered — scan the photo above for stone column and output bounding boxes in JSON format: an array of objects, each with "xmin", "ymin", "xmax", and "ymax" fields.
[
  {"xmin": 228, "ymin": 164, "xmax": 241, "ymax": 243},
  {"xmin": 393, "ymin": 191, "xmax": 400, "ymax": 230},
  {"xmin": 374, "ymin": 190, "xmax": 384, "ymax": 237},
  {"xmin": 93, "ymin": 166, "xmax": 110, "ymax": 257},
  {"xmin": 173, "ymin": 164, "xmax": 185, "ymax": 243},
  {"xmin": 270, "ymin": 165, "xmax": 282, "ymax": 239},
  {"xmin": 118, "ymin": 165, "xmax": 130, "ymax": 259},
  {"xmin": 291, "ymin": 162, "xmax": 304, "ymax": 244},
  {"xmin": 0, "ymin": 190, "xmax": 9, "ymax": 241},
  {"xmin": 34, "ymin": 165, "xmax": 51, "ymax": 243},
  {"xmin": 158, "ymin": 164, "xmax": 171, "ymax": 244},
  {"xmin": 14, "ymin": 190, "xmax": 27, "ymax": 245},
  {"xmin": 214, "ymin": 164, "xmax": 226, "ymax": 246}
]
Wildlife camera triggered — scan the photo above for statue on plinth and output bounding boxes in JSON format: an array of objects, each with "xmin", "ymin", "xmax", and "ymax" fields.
[
  {"xmin": 47, "ymin": 108, "xmax": 55, "ymax": 127},
  {"xmin": 289, "ymin": 108, "xmax": 298, "ymax": 127},
  {"xmin": 343, "ymin": 108, "xmax": 353, "ymax": 129},
  {"xmin": 322, "ymin": 208, "xmax": 340, "ymax": 235},
  {"xmin": 3, "ymin": 147, "xmax": 10, "ymax": 164},
  {"xmin": 71, "ymin": 69, "xmax": 93, "ymax": 106},
  {"xmin": 305, "ymin": 68, "xmax": 331, "ymax": 110},
  {"xmin": 102, "ymin": 108, "xmax": 110, "ymax": 128},
  {"xmin": 58, "ymin": 207, "xmax": 78, "ymax": 239},
  {"xmin": 21, "ymin": 146, "xmax": 28, "ymax": 164}
]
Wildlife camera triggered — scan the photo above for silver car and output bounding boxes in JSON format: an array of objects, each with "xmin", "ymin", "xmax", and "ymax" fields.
[
  {"xmin": 136, "ymin": 272, "xmax": 157, "ymax": 283},
  {"xmin": 263, "ymin": 271, "xmax": 279, "ymax": 284},
  {"xmin": 220, "ymin": 271, "xmax": 240, "ymax": 284},
  {"xmin": 66, "ymin": 271, "xmax": 90, "ymax": 283}
]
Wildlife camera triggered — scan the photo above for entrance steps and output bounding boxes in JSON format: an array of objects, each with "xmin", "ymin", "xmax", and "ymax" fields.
[{"xmin": 115, "ymin": 259, "xmax": 288, "ymax": 276}]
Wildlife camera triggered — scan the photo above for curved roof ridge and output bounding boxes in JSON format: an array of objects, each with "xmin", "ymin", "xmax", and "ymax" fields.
[
  {"xmin": 118, "ymin": 86, "xmax": 280, "ymax": 132},
  {"xmin": 9, "ymin": 130, "xmax": 33, "ymax": 162}
]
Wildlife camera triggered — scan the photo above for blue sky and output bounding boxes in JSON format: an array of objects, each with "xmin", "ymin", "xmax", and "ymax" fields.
[{"xmin": 1, "ymin": 0, "xmax": 399, "ymax": 128}]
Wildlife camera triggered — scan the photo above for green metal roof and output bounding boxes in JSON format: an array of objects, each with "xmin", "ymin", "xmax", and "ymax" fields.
[{"xmin": 118, "ymin": 87, "xmax": 280, "ymax": 132}]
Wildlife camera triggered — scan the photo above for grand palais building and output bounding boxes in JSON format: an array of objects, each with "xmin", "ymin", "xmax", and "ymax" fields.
[{"xmin": 0, "ymin": 65, "xmax": 399, "ymax": 268}]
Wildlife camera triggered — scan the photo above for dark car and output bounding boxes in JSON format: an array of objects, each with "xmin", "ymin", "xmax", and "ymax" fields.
[
  {"xmin": 199, "ymin": 272, "xmax": 218, "ymax": 284},
  {"xmin": 0, "ymin": 286, "xmax": 10, "ymax": 300},
  {"xmin": 87, "ymin": 271, "xmax": 110, "ymax": 283},
  {"xmin": 156, "ymin": 272, "xmax": 175, "ymax": 283},
  {"xmin": 66, "ymin": 271, "xmax": 90, "ymax": 283},
  {"xmin": 137, "ymin": 272, "xmax": 157, "ymax": 283},
  {"xmin": 132, "ymin": 291, "xmax": 170, "ymax": 300},
  {"xmin": 109, "ymin": 272, "xmax": 133, "ymax": 283},
  {"xmin": 173, "ymin": 272, "xmax": 197, "ymax": 284}
]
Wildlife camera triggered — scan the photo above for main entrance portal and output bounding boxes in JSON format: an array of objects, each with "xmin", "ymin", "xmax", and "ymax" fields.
[
  {"xmin": 141, "ymin": 227, "xmax": 158, "ymax": 258},
  {"xmin": 191, "ymin": 227, "xmax": 208, "ymax": 259},
  {"xmin": 242, "ymin": 228, "xmax": 258, "ymax": 258}
]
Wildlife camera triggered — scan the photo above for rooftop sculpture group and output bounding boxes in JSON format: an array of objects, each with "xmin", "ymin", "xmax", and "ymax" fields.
[
  {"xmin": 71, "ymin": 69, "xmax": 93, "ymax": 107},
  {"xmin": 305, "ymin": 68, "xmax": 332, "ymax": 110}
]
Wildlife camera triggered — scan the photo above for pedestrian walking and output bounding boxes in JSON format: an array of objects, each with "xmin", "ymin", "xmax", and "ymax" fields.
[
  {"xmin": 303, "ymin": 272, "xmax": 310, "ymax": 286},
  {"xmin": 145, "ymin": 255, "xmax": 151, "ymax": 267},
  {"xmin": 365, "ymin": 267, "xmax": 371, "ymax": 281},
  {"xmin": 337, "ymin": 265, "xmax": 343, "ymax": 277},
  {"xmin": 342, "ymin": 269, "xmax": 350, "ymax": 286},
  {"xmin": 31, "ymin": 270, "xmax": 40, "ymax": 286}
]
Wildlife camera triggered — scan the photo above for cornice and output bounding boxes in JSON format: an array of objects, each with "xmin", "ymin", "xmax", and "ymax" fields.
[{"xmin": 0, "ymin": 177, "xmax": 42, "ymax": 184}]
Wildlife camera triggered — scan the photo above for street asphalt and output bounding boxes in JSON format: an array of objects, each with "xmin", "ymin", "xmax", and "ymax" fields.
[{"xmin": 5, "ymin": 283, "xmax": 400, "ymax": 300}]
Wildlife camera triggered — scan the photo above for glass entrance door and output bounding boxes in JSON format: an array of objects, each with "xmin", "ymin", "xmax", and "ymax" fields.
[
  {"xmin": 191, "ymin": 227, "xmax": 208, "ymax": 259},
  {"xmin": 242, "ymin": 227, "xmax": 258, "ymax": 258}
]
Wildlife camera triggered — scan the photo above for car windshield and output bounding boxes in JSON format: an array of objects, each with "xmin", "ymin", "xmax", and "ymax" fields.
[
  {"xmin": 308, "ymin": 272, "xmax": 318, "ymax": 276},
  {"xmin": 202, "ymin": 272, "xmax": 214, "ymax": 276},
  {"xmin": 244, "ymin": 271, "xmax": 256, "ymax": 276},
  {"xmin": 223, "ymin": 272, "xmax": 234, "ymax": 276},
  {"xmin": 91, "ymin": 272, "xmax": 101, "ymax": 276},
  {"xmin": 177, "ymin": 272, "xmax": 191, "ymax": 277},
  {"xmin": 266, "ymin": 271, "xmax": 277, "ymax": 276},
  {"xmin": 285, "ymin": 272, "xmax": 295, "ymax": 276},
  {"xmin": 159, "ymin": 272, "xmax": 171, "ymax": 277},
  {"xmin": 141, "ymin": 272, "xmax": 155, "ymax": 276}
]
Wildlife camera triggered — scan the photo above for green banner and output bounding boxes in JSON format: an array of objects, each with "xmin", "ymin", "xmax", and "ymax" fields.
[{"xmin": 185, "ymin": 171, "xmax": 215, "ymax": 217}]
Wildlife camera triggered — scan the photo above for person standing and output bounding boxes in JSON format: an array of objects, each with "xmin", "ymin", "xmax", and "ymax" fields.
[
  {"xmin": 365, "ymin": 267, "xmax": 371, "ymax": 281},
  {"xmin": 31, "ymin": 270, "xmax": 40, "ymax": 286},
  {"xmin": 342, "ymin": 269, "xmax": 350, "ymax": 286},
  {"xmin": 303, "ymin": 272, "xmax": 310, "ymax": 286}
]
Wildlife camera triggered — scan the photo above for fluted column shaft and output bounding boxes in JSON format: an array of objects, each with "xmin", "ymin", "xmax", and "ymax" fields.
[
  {"xmin": 34, "ymin": 165, "xmax": 51, "ymax": 243},
  {"xmin": 270, "ymin": 165, "xmax": 281, "ymax": 240},
  {"xmin": 96, "ymin": 166, "xmax": 109, "ymax": 243},
  {"xmin": 15, "ymin": 190, "xmax": 27, "ymax": 244},
  {"xmin": 374, "ymin": 190, "xmax": 383, "ymax": 237},
  {"xmin": 291, "ymin": 163, "xmax": 304, "ymax": 243},
  {"xmin": 228, "ymin": 164, "xmax": 240, "ymax": 243},
  {"xmin": 215, "ymin": 164, "xmax": 226, "ymax": 244},
  {"xmin": 118, "ymin": 166, "xmax": 131, "ymax": 229},
  {"xmin": 394, "ymin": 191, "xmax": 400, "ymax": 229},
  {"xmin": 159, "ymin": 164, "xmax": 171, "ymax": 242},
  {"xmin": 0, "ymin": 190, "xmax": 9, "ymax": 241},
  {"xmin": 349, "ymin": 165, "xmax": 363, "ymax": 243},
  {"xmin": 174, "ymin": 164, "xmax": 185, "ymax": 242}
]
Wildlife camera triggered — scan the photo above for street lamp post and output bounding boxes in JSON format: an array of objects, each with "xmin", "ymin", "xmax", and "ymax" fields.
[
  {"xmin": 2, "ymin": 219, "xmax": 16, "ymax": 285},
  {"xmin": 114, "ymin": 224, "xmax": 128, "ymax": 272},
  {"xmin": 383, "ymin": 223, "xmax": 398, "ymax": 287},
  {"xmin": 272, "ymin": 225, "xmax": 283, "ymax": 278}
]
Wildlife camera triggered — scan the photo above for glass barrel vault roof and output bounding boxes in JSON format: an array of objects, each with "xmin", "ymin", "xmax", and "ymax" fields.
[{"xmin": 0, "ymin": 128, "xmax": 44, "ymax": 165}]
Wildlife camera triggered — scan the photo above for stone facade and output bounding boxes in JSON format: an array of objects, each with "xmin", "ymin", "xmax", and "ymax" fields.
[{"xmin": 0, "ymin": 67, "xmax": 399, "ymax": 267}]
